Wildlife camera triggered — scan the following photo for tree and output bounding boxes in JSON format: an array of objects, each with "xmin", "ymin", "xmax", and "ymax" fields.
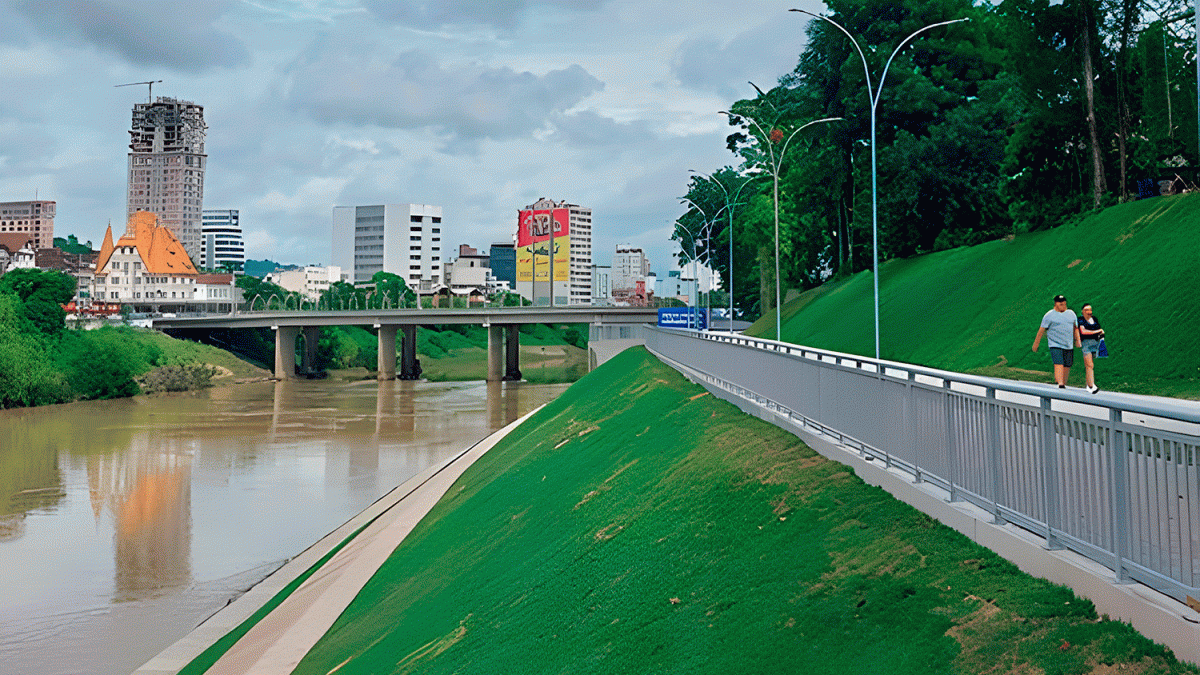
[
  {"xmin": 0, "ymin": 269, "xmax": 76, "ymax": 336},
  {"xmin": 369, "ymin": 271, "xmax": 409, "ymax": 308}
]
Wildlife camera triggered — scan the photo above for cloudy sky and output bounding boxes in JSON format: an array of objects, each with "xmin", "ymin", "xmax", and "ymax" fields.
[{"xmin": 0, "ymin": 0, "xmax": 824, "ymax": 276}]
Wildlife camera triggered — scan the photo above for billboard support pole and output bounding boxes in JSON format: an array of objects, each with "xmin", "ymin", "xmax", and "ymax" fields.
[{"xmin": 549, "ymin": 206, "xmax": 556, "ymax": 307}]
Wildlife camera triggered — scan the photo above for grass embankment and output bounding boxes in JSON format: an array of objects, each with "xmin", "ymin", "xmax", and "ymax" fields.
[
  {"xmin": 749, "ymin": 193, "xmax": 1200, "ymax": 397},
  {"xmin": 291, "ymin": 348, "xmax": 1192, "ymax": 674}
]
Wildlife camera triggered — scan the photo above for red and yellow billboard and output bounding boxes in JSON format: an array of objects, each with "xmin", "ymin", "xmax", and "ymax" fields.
[{"xmin": 516, "ymin": 208, "xmax": 569, "ymax": 282}]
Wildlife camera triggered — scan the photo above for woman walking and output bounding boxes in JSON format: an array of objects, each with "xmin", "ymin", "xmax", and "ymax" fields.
[{"xmin": 1077, "ymin": 303, "xmax": 1105, "ymax": 394}]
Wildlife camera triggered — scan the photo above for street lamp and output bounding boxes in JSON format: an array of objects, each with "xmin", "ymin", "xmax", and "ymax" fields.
[
  {"xmin": 679, "ymin": 198, "xmax": 724, "ymax": 330},
  {"xmin": 719, "ymin": 110, "xmax": 841, "ymax": 340},
  {"xmin": 688, "ymin": 169, "xmax": 761, "ymax": 330},
  {"xmin": 791, "ymin": 8, "xmax": 968, "ymax": 360}
]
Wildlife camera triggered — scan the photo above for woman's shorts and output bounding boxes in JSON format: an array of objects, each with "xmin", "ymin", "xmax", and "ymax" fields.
[
  {"xmin": 1081, "ymin": 339, "xmax": 1100, "ymax": 356},
  {"xmin": 1050, "ymin": 347, "xmax": 1074, "ymax": 367}
]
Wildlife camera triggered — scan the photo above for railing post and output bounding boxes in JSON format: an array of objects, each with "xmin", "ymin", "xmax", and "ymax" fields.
[
  {"xmin": 945, "ymin": 378, "xmax": 959, "ymax": 502},
  {"xmin": 987, "ymin": 388, "xmax": 1006, "ymax": 525},
  {"xmin": 1041, "ymin": 396, "xmax": 1063, "ymax": 550},
  {"xmin": 1109, "ymin": 407, "xmax": 1131, "ymax": 582},
  {"xmin": 908, "ymin": 371, "xmax": 921, "ymax": 482}
]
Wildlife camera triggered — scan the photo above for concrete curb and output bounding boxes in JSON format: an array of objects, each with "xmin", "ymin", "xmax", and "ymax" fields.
[
  {"xmin": 133, "ymin": 405, "xmax": 546, "ymax": 675},
  {"xmin": 661, "ymin": 353, "xmax": 1200, "ymax": 666}
]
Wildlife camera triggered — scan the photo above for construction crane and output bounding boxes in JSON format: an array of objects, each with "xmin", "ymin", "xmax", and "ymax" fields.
[{"xmin": 114, "ymin": 80, "xmax": 162, "ymax": 104}]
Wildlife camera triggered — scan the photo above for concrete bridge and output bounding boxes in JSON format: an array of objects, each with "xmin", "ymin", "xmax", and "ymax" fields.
[{"xmin": 154, "ymin": 306, "xmax": 659, "ymax": 381}]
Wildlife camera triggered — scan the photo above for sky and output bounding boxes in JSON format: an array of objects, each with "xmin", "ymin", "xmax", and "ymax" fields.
[{"xmin": 0, "ymin": 0, "xmax": 825, "ymax": 277}]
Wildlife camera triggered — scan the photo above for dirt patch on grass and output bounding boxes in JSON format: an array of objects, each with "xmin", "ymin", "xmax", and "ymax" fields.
[{"xmin": 207, "ymin": 364, "xmax": 234, "ymax": 379}]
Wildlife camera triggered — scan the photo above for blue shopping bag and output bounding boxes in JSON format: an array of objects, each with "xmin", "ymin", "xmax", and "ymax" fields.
[{"xmin": 1097, "ymin": 338, "xmax": 1108, "ymax": 358}]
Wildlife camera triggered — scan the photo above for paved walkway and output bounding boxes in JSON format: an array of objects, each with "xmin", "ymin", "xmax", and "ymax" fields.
[{"xmin": 134, "ymin": 406, "xmax": 543, "ymax": 675}]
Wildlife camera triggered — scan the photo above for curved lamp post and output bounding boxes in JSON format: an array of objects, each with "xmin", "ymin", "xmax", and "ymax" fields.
[
  {"xmin": 791, "ymin": 8, "xmax": 968, "ymax": 360},
  {"xmin": 688, "ymin": 169, "xmax": 761, "ymax": 328},
  {"xmin": 678, "ymin": 199, "xmax": 725, "ymax": 330},
  {"xmin": 719, "ymin": 112, "xmax": 841, "ymax": 340}
]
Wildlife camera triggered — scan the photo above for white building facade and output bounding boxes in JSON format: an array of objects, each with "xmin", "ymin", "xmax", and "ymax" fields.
[
  {"xmin": 612, "ymin": 245, "xmax": 650, "ymax": 291},
  {"xmin": 331, "ymin": 204, "xmax": 442, "ymax": 289},
  {"xmin": 200, "ymin": 209, "xmax": 244, "ymax": 272},
  {"xmin": 126, "ymin": 97, "xmax": 207, "ymax": 260},
  {"xmin": 265, "ymin": 265, "xmax": 341, "ymax": 301}
]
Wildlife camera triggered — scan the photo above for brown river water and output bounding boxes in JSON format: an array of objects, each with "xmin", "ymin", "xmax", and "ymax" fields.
[{"xmin": 0, "ymin": 378, "xmax": 568, "ymax": 675}]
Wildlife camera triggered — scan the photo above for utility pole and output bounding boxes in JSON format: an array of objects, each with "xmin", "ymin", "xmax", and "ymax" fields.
[{"xmin": 114, "ymin": 80, "xmax": 162, "ymax": 103}]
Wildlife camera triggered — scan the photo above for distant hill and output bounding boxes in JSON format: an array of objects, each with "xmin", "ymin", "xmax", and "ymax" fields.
[
  {"xmin": 747, "ymin": 193, "xmax": 1200, "ymax": 398},
  {"xmin": 244, "ymin": 259, "xmax": 299, "ymax": 278},
  {"xmin": 53, "ymin": 235, "xmax": 94, "ymax": 254}
]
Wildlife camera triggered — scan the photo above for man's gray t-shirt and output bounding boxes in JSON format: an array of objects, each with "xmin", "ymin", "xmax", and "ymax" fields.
[{"xmin": 1041, "ymin": 309, "xmax": 1078, "ymax": 350}]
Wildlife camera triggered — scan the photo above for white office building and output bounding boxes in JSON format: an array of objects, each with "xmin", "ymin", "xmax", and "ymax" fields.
[
  {"xmin": 591, "ymin": 263, "xmax": 612, "ymax": 305},
  {"xmin": 200, "ymin": 209, "xmax": 245, "ymax": 272},
  {"xmin": 332, "ymin": 204, "xmax": 442, "ymax": 288},
  {"xmin": 126, "ymin": 97, "xmax": 207, "ymax": 260},
  {"xmin": 264, "ymin": 265, "xmax": 341, "ymax": 301},
  {"xmin": 612, "ymin": 244, "xmax": 651, "ymax": 291}
]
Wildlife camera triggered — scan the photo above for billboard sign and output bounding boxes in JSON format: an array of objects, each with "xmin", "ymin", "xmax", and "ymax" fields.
[
  {"xmin": 657, "ymin": 307, "xmax": 708, "ymax": 330},
  {"xmin": 516, "ymin": 208, "xmax": 569, "ymax": 283}
]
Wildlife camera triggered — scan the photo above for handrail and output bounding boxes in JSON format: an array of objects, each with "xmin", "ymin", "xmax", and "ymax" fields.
[
  {"xmin": 677, "ymin": 327, "xmax": 1200, "ymax": 426},
  {"xmin": 643, "ymin": 324, "xmax": 1200, "ymax": 606}
]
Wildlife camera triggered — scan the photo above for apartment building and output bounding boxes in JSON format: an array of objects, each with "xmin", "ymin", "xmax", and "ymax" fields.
[
  {"xmin": 0, "ymin": 200, "xmax": 55, "ymax": 249},
  {"xmin": 126, "ymin": 97, "xmax": 207, "ymax": 260}
]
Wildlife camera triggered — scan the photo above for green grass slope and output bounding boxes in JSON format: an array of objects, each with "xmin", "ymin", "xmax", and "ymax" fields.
[
  {"xmin": 749, "ymin": 193, "xmax": 1200, "ymax": 397},
  {"xmin": 292, "ymin": 348, "xmax": 1193, "ymax": 675}
]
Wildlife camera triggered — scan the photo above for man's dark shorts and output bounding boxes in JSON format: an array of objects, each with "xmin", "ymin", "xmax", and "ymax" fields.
[{"xmin": 1050, "ymin": 347, "xmax": 1074, "ymax": 367}]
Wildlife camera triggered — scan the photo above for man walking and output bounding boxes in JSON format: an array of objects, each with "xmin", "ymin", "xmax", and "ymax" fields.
[{"xmin": 1032, "ymin": 294, "xmax": 1082, "ymax": 388}]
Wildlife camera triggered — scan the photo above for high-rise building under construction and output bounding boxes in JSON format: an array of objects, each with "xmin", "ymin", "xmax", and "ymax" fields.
[{"xmin": 126, "ymin": 97, "xmax": 206, "ymax": 259}]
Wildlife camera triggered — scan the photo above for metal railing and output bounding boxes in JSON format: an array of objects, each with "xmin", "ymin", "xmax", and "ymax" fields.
[{"xmin": 644, "ymin": 325, "xmax": 1200, "ymax": 606}]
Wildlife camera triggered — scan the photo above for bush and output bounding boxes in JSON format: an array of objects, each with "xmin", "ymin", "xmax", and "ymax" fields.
[{"xmin": 136, "ymin": 363, "xmax": 217, "ymax": 393}]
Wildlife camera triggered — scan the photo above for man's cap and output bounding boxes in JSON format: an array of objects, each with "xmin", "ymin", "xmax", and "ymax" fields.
[{"xmin": 1054, "ymin": 294, "xmax": 1066, "ymax": 303}]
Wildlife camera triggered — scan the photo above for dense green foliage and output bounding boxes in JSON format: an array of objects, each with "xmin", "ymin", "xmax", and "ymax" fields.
[
  {"xmin": 0, "ymin": 270, "xmax": 266, "ymax": 408},
  {"xmin": 287, "ymin": 348, "xmax": 1192, "ymax": 674},
  {"xmin": 53, "ymin": 234, "xmax": 94, "ymax": 255},
  {"xmin": 679, "ymin": 0, "xmax": 1199, "ymax": 320},
  {"xmin": 748, "ymin": 191, "xmax": 1200, "ymax": 397}
]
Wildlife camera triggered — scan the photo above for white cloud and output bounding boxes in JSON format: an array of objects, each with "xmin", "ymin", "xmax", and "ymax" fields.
[{"xmin": 255, "ymin": 176, "xmax": 351, "ymax": 214}]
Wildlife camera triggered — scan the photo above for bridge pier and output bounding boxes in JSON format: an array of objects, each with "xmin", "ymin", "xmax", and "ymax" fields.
[
  {"xmin": 377, "ymin": 325, "xmax": 397, "ymax": 380},
  {"xmin": 273, "ymin": 325, "xmax": 300, "ymax": 380},
  {"xmin": 487, "ymin": 325, "xmax": 503, "ymax": 382},
  {"xmin": 399, "ymin": 325, "xmax": 422, "ymax": 380},
  {"xmin": 302, "ymin": 326, "xmax": 320, "ymax": 375},
  {"xmin": 504, "ymin": 324, "xmax": 521, "ymax": 381}
]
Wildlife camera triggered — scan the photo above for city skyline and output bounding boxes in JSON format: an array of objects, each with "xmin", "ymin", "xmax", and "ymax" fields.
[{"xmin": 0, "ymin": 0, "xmax": 822, "ymax": 277}]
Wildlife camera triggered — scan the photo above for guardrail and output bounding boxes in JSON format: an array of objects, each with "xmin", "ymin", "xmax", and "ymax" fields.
[{"xmin": 644, "ymin": 325, "xmax": 1200, "ymax": 607}]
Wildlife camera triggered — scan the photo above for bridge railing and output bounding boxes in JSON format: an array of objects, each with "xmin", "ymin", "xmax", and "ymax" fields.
[{"xmin": 644, "ymin": 325, "xmax": 1200, "ymax": 606}]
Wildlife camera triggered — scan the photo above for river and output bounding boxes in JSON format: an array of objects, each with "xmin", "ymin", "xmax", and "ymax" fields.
[{"xmin": 0, "ymin": 378, "xmax": 569, "ymax": 675}]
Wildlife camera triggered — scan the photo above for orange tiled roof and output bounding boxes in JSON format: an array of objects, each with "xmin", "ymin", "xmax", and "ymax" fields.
[{"xmin": 95, "ymin": 212, "xmax": 197, "ymax": 277}]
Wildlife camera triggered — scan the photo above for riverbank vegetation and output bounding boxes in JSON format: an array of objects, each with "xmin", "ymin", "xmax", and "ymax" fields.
[
  {"xmin": 745, "ymin": 192, "xmax": 1200, "ymax": 398},
  {"xmin": 284, "ymin": 347, "xmax": 1193, "ymax": 675},
  {"xmin": 0, "ymin": 269, "xmax": 268, "ymax": 408}
]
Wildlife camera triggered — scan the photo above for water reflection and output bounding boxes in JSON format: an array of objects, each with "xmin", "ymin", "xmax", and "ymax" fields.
[
  {"xmin": 87, "ymin": 439, "xmax": 193, "ymax": 603},
  {"xmin": 0, "ymin": 378, "xmax": 569, "ymax": 675}
]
